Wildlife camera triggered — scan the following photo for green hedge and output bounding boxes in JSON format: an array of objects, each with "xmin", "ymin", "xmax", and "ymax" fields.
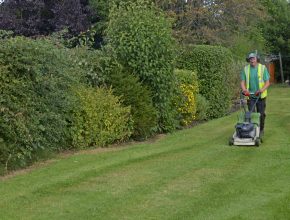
[
  {"xmin": 176, "ymin": 45, "xmax": 236, "ymax": 118},
  {"xmin": 0, "ymin": 37, "xmax": 81, "ymax": 172},
  {"xmin": 106, "ymin": 0, "xmax": 177, "ymax": 132},
  {"xmin": 0, "ymin": 37, "xmax": 136, "ymax": 174}
]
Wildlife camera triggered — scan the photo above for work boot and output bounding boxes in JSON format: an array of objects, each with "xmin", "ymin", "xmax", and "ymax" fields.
[{"xmin": 260, "ymin": 130, "xmax": 264, "ymax": 143}]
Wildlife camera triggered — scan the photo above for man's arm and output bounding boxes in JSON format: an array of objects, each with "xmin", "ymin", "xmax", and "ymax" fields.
[{"xmin": 241, "ymin": 80, "xmax": 248, "ymax": 93}]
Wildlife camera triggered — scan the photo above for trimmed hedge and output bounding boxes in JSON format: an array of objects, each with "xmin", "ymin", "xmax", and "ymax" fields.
[
  {"xmin": 0, "ymin": 37, "xmax": 80, "ymax": 172},
  {"xmin": 176, "ymin": 45, "xmax": 236, "ymax": 118},
  {"xmin": 0, "ymin": 37, "xmax": 135, "ymax": 174}
]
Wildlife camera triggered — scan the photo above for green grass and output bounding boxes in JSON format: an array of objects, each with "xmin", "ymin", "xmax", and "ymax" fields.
[{"xmin": 1, "ymin": 85, "xmax": 290, "ymax": 220}]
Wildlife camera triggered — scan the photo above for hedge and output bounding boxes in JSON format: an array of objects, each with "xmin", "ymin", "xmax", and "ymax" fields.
[
  {"xmin": 0, "ymin": 37, "xmax": 81, "ymax": 172},
  {"xmin": 0, "ymin": 37, "xmax": 135, "ymax": 174},
  {"xmin": 176, "ymin": 45, "xmax": 236, "ymax": 118}
]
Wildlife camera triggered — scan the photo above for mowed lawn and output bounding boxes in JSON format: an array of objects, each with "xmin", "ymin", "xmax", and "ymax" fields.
[{"xmin": 1, "ymin": 85, "xmax": 290, "ymax": 220}]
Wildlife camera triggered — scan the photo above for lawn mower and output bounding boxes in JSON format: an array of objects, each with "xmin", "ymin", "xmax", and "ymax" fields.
[{"xmin": 229, "ymin": 92, "xmax": 262, "ymax": 147}]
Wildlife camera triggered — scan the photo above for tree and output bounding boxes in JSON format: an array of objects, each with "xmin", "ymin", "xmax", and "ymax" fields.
[
  {"xmin": 0, "ymin": 0, "xmax": 92, "ymax": 37},
  {"xmin": 106, "ymin": 0, "xmax": 177, "ymax": 132},
  {"xmin": 259, "ymin": 0, "xmax": 290, "ymax": 54},
  {"xmin": 155, "ymin": 0, "xmax": 267, "ymax": 58}
]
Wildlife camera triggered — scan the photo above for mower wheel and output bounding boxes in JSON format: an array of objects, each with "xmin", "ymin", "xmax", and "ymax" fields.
[
  {"xmin": 255, "ymin": 138, "xmax": 260, "ymax": 147},
  {"xmin": 229, "ymin": 137, "xmax": 234, "ymax": 146}
]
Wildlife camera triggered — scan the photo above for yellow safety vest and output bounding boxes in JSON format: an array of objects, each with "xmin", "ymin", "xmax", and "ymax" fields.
[{"xmin": 244, "ymin": 63, "xmax": 267, "ymax": 98}]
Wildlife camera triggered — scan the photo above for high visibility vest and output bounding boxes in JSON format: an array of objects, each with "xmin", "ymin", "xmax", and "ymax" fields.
[{"xmin": 244, "ymin": 63, "xmax": 267, "ymax": 98}]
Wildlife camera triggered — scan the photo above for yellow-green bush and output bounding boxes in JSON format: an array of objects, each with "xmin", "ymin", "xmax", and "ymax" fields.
[
  {"xmin": 70, "ymin": 86, "xmax": 133, "ymax": 148},
  {"xmin": 174, "ymin": 69, "xmax": 199, "ymax": 126}
]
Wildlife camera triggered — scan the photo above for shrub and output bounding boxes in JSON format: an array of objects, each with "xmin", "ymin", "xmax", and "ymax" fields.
[
  {"xmin": 107, "ymin": 68, "xmax": 158, "ymax": 140},
  {"xmin": 106, "ymin": 0, "xmax": 177, "ymax": 132},
  {"xmin": 70, "ymin": 86, "xmax": 133, "ymax": 148},
  {"xmin": 0, "ymin": 37, "xmax": 81, "ymax": 172},
  {"xmin": 69, "ymin": 47, "xmax": 158, "ymax": 140},
  {"xmin": 176, "ymin": 45, "xmax": 235, "ymax": 118},
  {"xmin": 174, "ymin": 69, "xmax": 199, "ymax": 126}
]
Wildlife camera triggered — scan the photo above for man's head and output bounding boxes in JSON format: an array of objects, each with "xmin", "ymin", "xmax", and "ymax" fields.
[{"xmin": 246, "ymin": 51, "xmax": 260, "ymax": 66}]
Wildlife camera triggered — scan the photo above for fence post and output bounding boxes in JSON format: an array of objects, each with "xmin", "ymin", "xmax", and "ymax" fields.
[{"xmin": 279, "ymin": 52, "xmax": 284, "ymax": 83}]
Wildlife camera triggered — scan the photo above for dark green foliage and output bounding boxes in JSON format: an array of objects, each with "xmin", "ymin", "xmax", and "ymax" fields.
[
  {"xmin": 88, "ymin": 0, "xmax": 110, "ymax": 48},
  {"xmin": 88, "ymin": 0, "xmax": 134, "ymax": 48},
  {"xmin": 107, "ymin": 68, "xmax": 158, "ymax": 140},
  {"xmin": 0, "ymin": 37, "xmax": 81, "ymax": 172},
  {"xmin": 195, "ymin": 94, "xmax": 210, "ymax": 121},
  {"xmin": 106, "ymin": 0, "xmax": 178, "ymax": 132},
  {"xmin": 176, "ymin": 45, "xmax": 235, "ymax": 118},
  {"xmin": 0, "ymin": 30, "xmax": 14, "ymax": 39}
]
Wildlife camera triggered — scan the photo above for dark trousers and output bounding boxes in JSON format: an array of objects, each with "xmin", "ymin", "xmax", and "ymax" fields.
[{"xmin": 247, "ymin": 98, "xmax": 266, "ymax": 131}]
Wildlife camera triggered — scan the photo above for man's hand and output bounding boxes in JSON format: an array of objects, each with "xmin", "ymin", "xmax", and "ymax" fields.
[
  {"xmin": 243, "ymin": 90, "xmax": 250, "ymax": 97},
  {"xmin": 255, "ymin": 90, "xmax": 262, "ymax": 96}
]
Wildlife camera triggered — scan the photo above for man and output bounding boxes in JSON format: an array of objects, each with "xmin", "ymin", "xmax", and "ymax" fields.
[{"xmin": 240, "ymin": 51, "xmax": 270, "ymax": 136}]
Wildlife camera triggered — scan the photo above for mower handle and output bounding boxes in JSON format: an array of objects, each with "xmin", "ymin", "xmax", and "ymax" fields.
[{"xmin": 241, "ymin": 91, "xmax": 261, "ymax": 98}]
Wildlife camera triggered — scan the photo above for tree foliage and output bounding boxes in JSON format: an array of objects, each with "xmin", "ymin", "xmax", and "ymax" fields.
[
  {"xmin": 0, "ymin": 0, "xmax": 92, "ymax": 37},
  {"xmin": 259, "ymin": 0, "xmax": 290, "ymax": 54},
  {"xmin": 155, "ymin": 0, "xmax": 268, "ymax": 58},
  {"xmin": 106, "ymin": 0, "xmax": 177, "ymax": 132}
]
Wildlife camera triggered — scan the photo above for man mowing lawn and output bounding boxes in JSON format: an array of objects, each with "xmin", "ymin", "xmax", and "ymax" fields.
[{"xmin": 240, "ymin": 51, "xmax": 270, "ymax": 137}]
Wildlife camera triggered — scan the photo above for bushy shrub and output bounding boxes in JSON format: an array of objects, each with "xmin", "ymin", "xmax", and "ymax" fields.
[
  {"xmin": 174, "ymin": 69, "xmax": 199, "ymax": 126},
  {"xmin": 176, "ymin": 45, "xmax": 235, "ymax": 118},
  {"xmin": 69, "ymin": 48, "xmax": 158, "ymax": 140},
  {"xmin": 0, "ymin": 37, "xmax": 82, "ymax": 172},
  {"xmin": 106, "ymin": 0, "xmax": 177, "ymax": 132},
  {"xmin": 107, "ymin": 68, "xmax": 158, "ymax": 140},
  {"xmin": 70, "ymin": 86, "xmax": 133, "ymax": 148}
]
